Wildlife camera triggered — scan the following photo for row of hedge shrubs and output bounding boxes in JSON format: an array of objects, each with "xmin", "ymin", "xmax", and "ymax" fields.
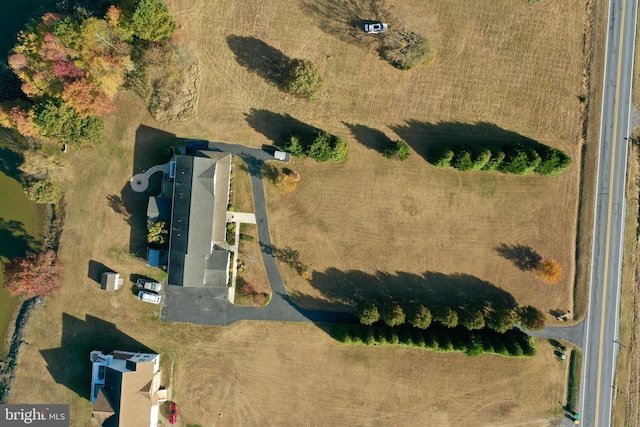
[
  {"xmin": 433, "ymin": 144, "xmax": 571, "ymax": 176},
  {"xmin": 282, "ymin": 130, "xmax": 348, "ymax": 162},
  {"xmin": 357, "ymin": 300, "xmax": 546, "ymax": 333},
  {"xmin": 332, "ymin": 323, "xmax": 536, "ymax": 357}
]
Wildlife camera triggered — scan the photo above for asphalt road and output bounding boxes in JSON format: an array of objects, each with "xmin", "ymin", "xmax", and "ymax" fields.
[{"xmin": 580, "ymin": 0, "xmax": 638, "ymax": 425}]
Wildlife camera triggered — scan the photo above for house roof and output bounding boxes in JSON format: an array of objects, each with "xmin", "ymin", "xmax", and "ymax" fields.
[
  {"xmin": 167, "ymin": 153, "xmax": 232, "ymax": 287},
  {"xmin": 96, "ymin": 354, "xmax": 159, "ymax": 427},
  {"xmin": 204, "ymin": 250, "xmax": 231, "ymax": 287},
  {"xmin": 91, "ymin": 389, "xmax": 115, "ymax": 426},
  {"xmin": 101, "ymin": 273, "xmax": 120, "ymax": 291}
]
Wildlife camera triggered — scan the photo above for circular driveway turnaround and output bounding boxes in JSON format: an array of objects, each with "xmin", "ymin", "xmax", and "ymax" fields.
[{"xmin": 130, "ymin": 173, "xmax": 149, "ymax": 192}]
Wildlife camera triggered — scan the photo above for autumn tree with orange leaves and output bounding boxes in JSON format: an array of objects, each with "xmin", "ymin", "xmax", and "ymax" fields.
[
  {"xmin": 535, "ymin": 258, "xmax": 563, "ymax": 284},
  {"xmin": 1, "ymin": 2, "xmax": 176, "ymax": 147},
  {"xmin": 3, "ymin": 250, "xmax": 61, "ymax": 299}
]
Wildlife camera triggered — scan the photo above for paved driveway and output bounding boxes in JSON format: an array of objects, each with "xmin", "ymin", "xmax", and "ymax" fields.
[{"xmin": 162, "ymin": 142, "xmax": 356, "ymax": 326}]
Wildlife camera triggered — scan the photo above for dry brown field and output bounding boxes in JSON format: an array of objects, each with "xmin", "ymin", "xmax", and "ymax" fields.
[
  {"xmin": 11, "ymin": 298, "xmax": 567, "ymax": 426},
  {"xmin": 4, "ymin": 0, "xmax": 595, "ymax": 425}
]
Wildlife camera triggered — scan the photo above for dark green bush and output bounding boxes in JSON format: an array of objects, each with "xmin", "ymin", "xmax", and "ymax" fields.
[
  {"xmin": 384, "ymin": 139, "xmax": 411, "ymax": 161},
  {"xmin": 535, "ymin": 147, "xmax": 572, "ymax": 176},
  {"xmin": 387, "ymin": 330, "xmax": 400, "ymax": 345},
  {"xmin": 356, "ymin": 300, "xmax": 380, "ymax": 326},
  {"xmin": 505, "ymin": 337, "xmax": 524, "ymax": 356},
  {"xmin": 283, "ymin": 134, "xmax": 306, "ymax": 157},
  {"xmin": 284, "ymin": 59, "xmax": 323, "ymax": 101},
  {"xmin": 472, "ymin": 147, "xmax": 492, "ymax": 170},
  {"xmin": 433, "ymin": 147, "xmax": 455, "ymax": 168},
  {"xmin": 499, "ymin": 145, "xmax": 541, "ymax": 175},
  {"xmin": 331, "ymin": 136, "xmax": 349, "ymax": 162},
  {"xmin": 459, "ymin": 308, "xmax": 486, "ymax": 330},
  {"xmin": 284, "ymin": 130, "xmax": 348, "ymax": 162},
  {"xmin": 35, "ymin": 99, "xmax": 103, "ymax": 147},
  {"xmin": 374, "ymin": 325, "xmax": 387, "ymax": 343},
  {"xmin": 308, "ymin": 132, "xmax": 333, "ymax": 162},
  {"xmin": 452, "ymin": 147, "xmax": 474, "ymax": 171},
  {"xmin": 408, "ymin": 303, "xmax": 432, "ymax": 329},
  {"xmin": 466, "ymin": 334, "xmax": 484, "ymax": 356},
  {"xmin": 381, "ymin": 301, "xmax": 406, "ymax": 327},
  {"xmin": 399, "ymin": 328, "xmax": 413, "ymax": 345},
  {"xmin": 480, "ymin": 333, "xmax": 494, "ymax": 353},
  {"xmin": 364, "ymin": 327, "xmax": 376, "ymax": 345},
  {"xmin": 481, "ymin": 146, "xmax": 506, "ymax": 171},
  {"xmin": 521, "ymin": 336, "xmax": 537, "ymax": 356},
  {"xmin": 130, "ymin": 0, "xmax": 177, "ymax": 42},
  {"xmin": 432, "ymin": 142, "xmax": 569, "ymax": 176}
]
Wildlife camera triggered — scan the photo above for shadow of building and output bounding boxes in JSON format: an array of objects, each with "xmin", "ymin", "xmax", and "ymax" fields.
[{"xmin": 40, "ymin": 313, "xmax": 153, "ymax": 400}]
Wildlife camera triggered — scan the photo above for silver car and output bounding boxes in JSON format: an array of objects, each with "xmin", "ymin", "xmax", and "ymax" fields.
[
  {"xmin": 136, "ymin": 278, "xmax": 162, "ymax": 292},
  {"xmin": 364, "ymin": 23, "xmax": 388, "ymax": 34}
]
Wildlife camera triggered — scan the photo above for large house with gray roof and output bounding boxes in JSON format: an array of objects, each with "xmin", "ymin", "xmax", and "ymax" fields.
[{"xmin": 167, "ymin": 151, "xmax": 232, "ymax": 288}]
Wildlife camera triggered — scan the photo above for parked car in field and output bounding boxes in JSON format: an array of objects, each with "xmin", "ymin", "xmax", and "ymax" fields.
[
  {"xmin": 136, "ymin": 278, "xmax": 162, "ymax": 292},
  {"xmin": 138, "ymin": 291, "xmax": 161, "ymax": 305},
  {"xmin": 168, "ymin": 403, "xmax": 178, "ymax": 424},
  {"xmin": 364, "ymin": 22, "xmax": 388, "ymax": 34}
]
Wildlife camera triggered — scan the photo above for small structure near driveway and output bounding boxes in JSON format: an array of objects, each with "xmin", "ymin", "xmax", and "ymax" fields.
[
  {"xmin": 274, "ymin": 150, "xmax": 289, "ymax": 162},
  {"xmin": 100, "ymin": 272, "xmax": 123, "ymax": 291}
]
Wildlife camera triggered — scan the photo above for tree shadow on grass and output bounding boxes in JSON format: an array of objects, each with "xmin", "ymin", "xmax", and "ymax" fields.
[
  {"xmin": 244, "ymin": 108, "xmax": 320, "ymax": 147},
  {"xmin": 389, "ymin": 120, "xmax": 545, "ymax": 165},
  {"xmin": 106, "ymin": 194, "xmax": 131, "ymax": 225},
  {"xmin": 342, "ymin": 122, "xmax": 391, "ymax": 154},
  {"xmin": 0, "ymin": 218, "xmax": 37, "ymax": 264},
  {"xmin": 121, "ymin": 183, "xmax": 148, "ymax": 257},
  {"xmin": 125, "ymin": 126, "xmax": 182, "ymax": 254},
  {"xmin": 495, "ymin": 243, "xmax": 542, "ymax": 271},
  {"xmin": 307, "ymin": 268, "xmax": 518, "ymax": 313},
  {"xmin": 301, "ymin": 0, "xmax": 392, "ymax": 47},
  {"xmin": 226, "ymin": 36, "xmax": 291, "ymax": 89},
  {"xmin": 40, "ymin": 313, "xmax": 153, "ymax": 399}
]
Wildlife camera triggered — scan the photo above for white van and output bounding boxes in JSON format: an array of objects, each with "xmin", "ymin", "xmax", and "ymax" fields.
[{"xmin": 138, "ymin": 291, "xmax": 161, "ymax": 305}]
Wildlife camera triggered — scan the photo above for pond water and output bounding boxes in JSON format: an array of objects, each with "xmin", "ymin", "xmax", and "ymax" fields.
[
  {"xmin": 0, "ymin": 0, "xmax": 56, "ymax": 58},
  {"xmin": 0, "ymin": 140, "xmax": 45, "ymax": 357},
  {"xmin": 0, "ymin": 1, "xmax": 53, "ymax": 357}
]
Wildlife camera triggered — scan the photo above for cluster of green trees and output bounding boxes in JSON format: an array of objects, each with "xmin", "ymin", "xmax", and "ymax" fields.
[
  {"xmin": 0, "ymin": 0, "xmax": 176, "ymax": 147},
  {"xmin": 282, "ymin": 130, "xmax": 348, "ymax": 162},
  {"xmin": 284, "ymin": 59, "xmax": 323, "ymax": 101},
  {"xmin": 384, "ymin": 139, "xmax": 411, "ymax": 161},
  {"xmin": 433, "ymin": 144, "xmax": 571, "ymax": 176},
  {"xmin": 23, "ymin": 179, "xmax": 63, "ymax": 204},
  {"xmin": 332, "ymin": 323, "xmax": 536, "ymax": 357},
  {"xmin": 356, "ymin": 299, "xmax": 546, "ymax": 332}
]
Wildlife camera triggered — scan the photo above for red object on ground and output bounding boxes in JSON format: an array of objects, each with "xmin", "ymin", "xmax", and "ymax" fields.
[{"xmin": 169, "ymin": 403, "xmax": 178, "ymax": 424}]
